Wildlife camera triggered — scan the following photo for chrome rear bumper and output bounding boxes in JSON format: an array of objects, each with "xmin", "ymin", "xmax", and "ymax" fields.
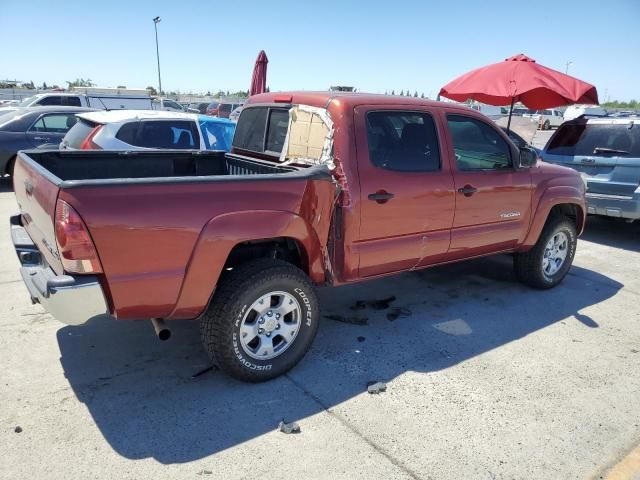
[{"xmin": 11, "ymin": 214, "xmax": 109, "ymax": 326}]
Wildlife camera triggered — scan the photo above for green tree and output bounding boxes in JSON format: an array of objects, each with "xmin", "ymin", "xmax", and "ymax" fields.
[
  {"xmin": 413, "ymin": 91, "xmax": 418, "ymax": 97},
  {"xmin": 391, "ymin": 89, "xmax": 395, "ymax": 95},
  {"xmin": 146, "ymin": 86, "xmax": 158, "ymax": 96},
  {"xmin": 400, "ymin": 90, "xmax": 404, "ymax": 96},
  {"xmin": 117, "ymin": 85, "xmax": 126, "ymax": 89},
  {"xmin": 420, "ymin": 93, "xmax": 425, "ymax": 98},
  {"xmin": 66, "ymin": 78, "xmax": 95, "ymax": 88}
]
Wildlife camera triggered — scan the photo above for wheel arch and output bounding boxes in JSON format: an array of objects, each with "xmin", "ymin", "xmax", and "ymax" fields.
[
  {"xmin": 167, "ymin": 210, "xmax": 327, "ymax": 320},
  {"xmin": 520, "ymin": 187, "xmax": 586, "ymax": 250}
]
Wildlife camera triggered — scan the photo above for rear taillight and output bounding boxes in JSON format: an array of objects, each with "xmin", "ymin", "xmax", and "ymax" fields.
[
  {"xmin": 54, "ymin": 199, "xmax": 102, "ymax": 274},
  {"xmin": 79, "ymin": 125, "xmax": 103, "ymax": 150}
]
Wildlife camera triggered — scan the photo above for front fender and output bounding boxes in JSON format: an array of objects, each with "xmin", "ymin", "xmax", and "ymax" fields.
[
  {"xmin": 167, "ymin": 210, "xmax": 326, "ymax": 320},
  {"xmin": 520, "ymin": 185, "xmax": 586, "ymax": 250}
]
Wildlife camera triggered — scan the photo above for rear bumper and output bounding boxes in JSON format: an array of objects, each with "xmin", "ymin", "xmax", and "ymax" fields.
[
  {"xmin": 11, "ymin": 214, "xmax": 109, "ymax": 325},
  {"xmin": 586, "ymin": 192, "xmax": 640, "ymax": 220}
]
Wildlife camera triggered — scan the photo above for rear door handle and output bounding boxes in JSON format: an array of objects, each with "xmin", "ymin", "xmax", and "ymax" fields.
[
  {"xmin": 457, "ymin": 185, "xmax": 478, "ymax": 197},
  {"xmin": 368, "ymin": 191, "xmax": 395, "ymax": 203},
  {"xmin": 33, "ymin": 136, "xmax": 51, "ymax": 141}
]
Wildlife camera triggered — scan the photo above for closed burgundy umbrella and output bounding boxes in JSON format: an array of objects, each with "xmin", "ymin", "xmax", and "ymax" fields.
[
  {"xmin": 439, "ymin": 54, "xmax": 599, "ymax": 131},
  {"xmin": 249, "ymin": 50, "xmax": 268, "ymax": 96}
]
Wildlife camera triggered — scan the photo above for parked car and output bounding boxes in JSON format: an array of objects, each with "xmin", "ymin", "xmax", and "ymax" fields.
[
  {"xmin": 189, "ymin": 102, "xmax": 210, "ymax": 114},
  {"xmin": 151, "ymin": 98, "xmax": 188, "ymax": 112},
  {"xmin": 229, "ymin": 105, "xmax": 243, "ymax": 122},
  {"xmin": 1, "ymin": 91, "xmax": 152, "ymax": 112},
  {"xmin": 541, "ymin": 117, "xmax": 639, "ymax": 221},
  {"xmin": 523, "ymin": 108, "xmax": 564, "ymax": 130},
  {"xmin": 563, "ymin": 105, "xmax": 607, "ymax": 121},
  {"xmin": 60, "ymin": 110, "xmax": 236, "ymax": 152},
  {"xmin": 11, "ymin": 92, "xmax": 585, "ymax": 382},
  {"xmin": 0, "ymin": 106, "xmax": 96, "ymax": 176},
  {"xmin": 609, "ymin": 110, "xmax": 639, "ymax": 118},
  {"xmin": 206, "ymin": 101, "xmax": 243, "ymax": 118}
]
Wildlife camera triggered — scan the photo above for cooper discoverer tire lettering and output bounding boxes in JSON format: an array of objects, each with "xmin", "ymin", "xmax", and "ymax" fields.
[{"xmin": 200, "ymin": 258, "xmax": 319, "ymax": 382}]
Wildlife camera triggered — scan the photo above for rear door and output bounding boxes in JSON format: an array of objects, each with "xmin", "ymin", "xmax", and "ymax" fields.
[
  {"xmin": 444, "ymin": 113, "xmax": 533, "ymax": 256},
  {"xmin": 354, "ymin": 106, "xmax": 455, "ymax": 277},
  {"xmin": 25, "ymin": 113, "xmax": 80, "ymax": 147},
  {"xmin": 543, "ymin": 120, "xmax": 640, "ymax": 197}
]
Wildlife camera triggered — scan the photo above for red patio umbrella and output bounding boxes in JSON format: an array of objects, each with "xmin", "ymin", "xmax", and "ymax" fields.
[
  {"xmin": 249, "ymin": 50, "xmax": 268, "ymax": 96},
  {"xmin": 439, "ymin": 54, "xmax": 599, "ymax": 131}
]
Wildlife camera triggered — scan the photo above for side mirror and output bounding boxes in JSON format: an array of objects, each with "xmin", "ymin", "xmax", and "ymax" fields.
[{"xmin": 519, "ymin": 146, "xmax": 538, "ymax": 168}]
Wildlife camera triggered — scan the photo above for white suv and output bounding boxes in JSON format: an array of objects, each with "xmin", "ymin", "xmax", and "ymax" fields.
[
  {"xmin": 60, "ymin": 110, "xmax": 236, "ymax": 151},
  {"xmin": 523, "ymin": 108, "xmax": 564, "ymax": 130}
]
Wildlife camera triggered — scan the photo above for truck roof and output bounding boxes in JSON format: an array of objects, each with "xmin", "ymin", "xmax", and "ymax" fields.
[{"xmin": 246, "ymin": 91, "xmax": 474, "ymax": 113}]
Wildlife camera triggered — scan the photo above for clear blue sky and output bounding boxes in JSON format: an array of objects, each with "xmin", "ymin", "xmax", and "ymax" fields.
[{"xmin": 2, "ymin": 0, "xmax": 638, "ymax": 101}]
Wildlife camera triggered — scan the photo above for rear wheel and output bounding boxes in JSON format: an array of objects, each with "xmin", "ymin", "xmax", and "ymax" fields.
[
  {"xmin": 514, "ymin": 215, "xmax": 577, "ymax": 289},
  {"xmin": 200, "ymin": 258, "xmax": 319, "ymax": 382}
]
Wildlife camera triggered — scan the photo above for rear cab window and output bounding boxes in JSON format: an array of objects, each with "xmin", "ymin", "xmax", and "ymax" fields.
[{"xmin": 233, "ymin": 106, "xmax": 289, "ymax": 156}]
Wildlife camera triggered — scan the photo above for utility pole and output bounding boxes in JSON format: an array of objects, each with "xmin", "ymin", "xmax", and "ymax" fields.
[
  {"xmin": 565, "ymin": 60, "xmax": 573, "ymax": 75},
  {"xmin": 153, "ymin": 16, "xmax": 162, "ymax": 95}
]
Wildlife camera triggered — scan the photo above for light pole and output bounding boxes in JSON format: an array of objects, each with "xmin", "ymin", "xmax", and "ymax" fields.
[
  {"xmin": 565, "ymin": 60, "xmax": 573, "ymax": 75},
  {"xmin": 153, "ymin": 16, "xmax": 162, "ymax": 95}
]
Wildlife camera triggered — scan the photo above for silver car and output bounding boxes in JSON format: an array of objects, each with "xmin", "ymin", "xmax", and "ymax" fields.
[{"xmin": 541, "ymin": 117, "xmax": 640, "ymax": 221}]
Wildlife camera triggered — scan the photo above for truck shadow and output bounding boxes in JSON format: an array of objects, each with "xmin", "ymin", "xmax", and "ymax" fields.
[
  {"xmin": 56, "ymin": 255, "xmax": 622, "ymax": 464},
  {"xmin": 581, "ymin": 216, "xmax": 640, "ymax": 253}
]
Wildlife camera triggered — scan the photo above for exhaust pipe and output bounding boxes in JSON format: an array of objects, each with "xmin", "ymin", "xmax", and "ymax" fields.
[{"xmin": 151, "ymin": 318, "xmax": 171, "ymax": 341}]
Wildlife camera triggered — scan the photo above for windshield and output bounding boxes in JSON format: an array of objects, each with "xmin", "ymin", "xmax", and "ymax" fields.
[
  {"xmin": 17, "ymin": 96, "xmax": 37, "ymax": 107},
  {"xmin": 547, "ymin": 123, "xmax": 640, "ymax": 157}
]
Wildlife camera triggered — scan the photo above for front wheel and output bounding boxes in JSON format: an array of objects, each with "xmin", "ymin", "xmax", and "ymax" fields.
[
  {"xmin": 514, "ymin": 215, "xmax": 577, "ymax": 289},
  {"xmin": 200, "ymin": 258, "xmax": 319, "ymax": 382}
]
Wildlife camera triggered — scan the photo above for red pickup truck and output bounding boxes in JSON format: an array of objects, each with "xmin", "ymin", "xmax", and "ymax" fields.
[{"xmin": 11, "ymin": 92, "xmax": 586, "ymax": 382}]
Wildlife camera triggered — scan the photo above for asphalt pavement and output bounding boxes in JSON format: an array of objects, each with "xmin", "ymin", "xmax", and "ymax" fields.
[{"xmin": 1, "ymin": 163, "xmax": 639, "ymax": 479}]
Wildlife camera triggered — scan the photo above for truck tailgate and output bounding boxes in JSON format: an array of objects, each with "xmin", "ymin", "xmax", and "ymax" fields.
[{"xmin": 13, "ymin": 151, "xmax": 64, "ymax": 274}]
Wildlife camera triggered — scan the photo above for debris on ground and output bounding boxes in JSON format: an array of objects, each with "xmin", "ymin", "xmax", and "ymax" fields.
[
  {"xmin": 386, "ymin": 307, "xmax": 412, "ymax": 321},
  {"xmin": 357, "ymin": 336, "xmax": 366, "ymax": 342},
  {"xmin": 278, "ymin": 420, "xmax": 301, "ymax": 434},
  {"xmin": 191, "ymin": 365, "xmax": 216, "ymax": 378},
  {"xmin": 14, "ymin": 426, "xmax": 22, "ymax": 433},
  {"xmin": 350, "ymin": 296, "xmax": 396, "ymax": 311},
  {"xmin": 196, "ymin": 470, "xmax": 213, "ymax": 475},
  {"xmin": 324, "ymin": 314, "xmax": 368, "ymax": 325},
  {"xmin": 367, "ymin": 381, "xmax": 387, "ymax": 394}
]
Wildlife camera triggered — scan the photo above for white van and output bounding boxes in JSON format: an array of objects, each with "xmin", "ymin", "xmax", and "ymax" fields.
[
  {"xmin": 563, "ymin": 105, "xmax": 608, "ymax": 121},
  {"xmin": 11, "ymin": 90, "xmax": 152, "ymax": 110}
]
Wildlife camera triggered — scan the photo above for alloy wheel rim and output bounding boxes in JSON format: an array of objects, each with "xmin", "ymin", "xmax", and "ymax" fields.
[
  {"xmin": 239, "ymin": 291, "xmax": 302, "ymax": 360},
  {"xmin": 543, "ymin": 232, "xmax": 569, "ymax": 276}
]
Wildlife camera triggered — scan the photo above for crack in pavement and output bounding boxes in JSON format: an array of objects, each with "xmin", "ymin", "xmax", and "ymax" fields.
[{"xmin": 285, "ymin": 373, "xmax": 423, "ymax": 480}]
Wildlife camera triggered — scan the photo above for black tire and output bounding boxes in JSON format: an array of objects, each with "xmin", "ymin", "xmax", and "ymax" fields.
[
  {"xmin": 200, "ymin": 258, "xmax": 319, "ymax": 382},
  {"xmin": 514, "ymin": 215, "xmax": 577, "ymax": 289},
  {"xmin": 543, "ymin": 120, "xmax": 551, "ymax": 130},
  {"xmin": 4, "ymin": 156, "xmax": 15, "ymax": 177}
]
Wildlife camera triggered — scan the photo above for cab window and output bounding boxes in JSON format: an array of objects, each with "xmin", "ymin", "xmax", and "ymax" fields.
[
  {"xmin": 446, "ymin": 115, "xmax": 512, "ymax": 170},
  {"xmin": 365, "ymin": 111, "xmax": 440, "ymax": 171}
]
